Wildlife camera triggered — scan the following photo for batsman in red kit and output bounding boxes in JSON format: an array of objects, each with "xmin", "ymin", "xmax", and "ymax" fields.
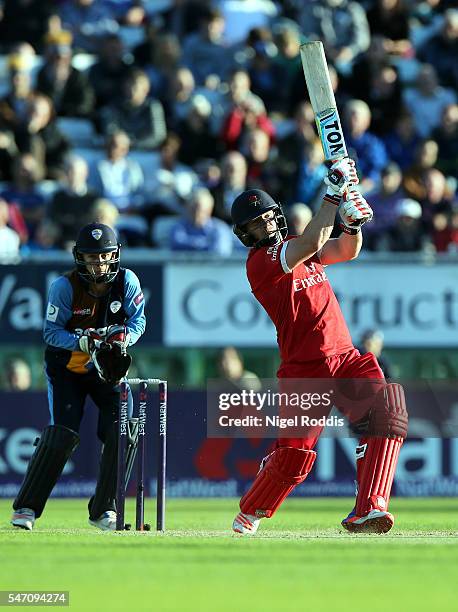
[{"xmin": 230, "ymin": 158, "xmax": 408, "ymax": 535}]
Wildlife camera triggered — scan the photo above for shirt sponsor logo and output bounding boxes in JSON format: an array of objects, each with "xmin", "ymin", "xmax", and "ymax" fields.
[
  {"xmin": 267, "ymin": 245, "xmax": 279, "ymax": 262},
  {"xmin": 73, "ymin": 308, "xmax": 92, "ymax": 316},
  {"xmin": 134, "ymin": 292, "xmax": 144, "ymax": 306},
  {"xmin": 46, "ymin": 303, "xmax": 59, "ymax": 322},
  {"xmin": 110, "ymin": 301, "xmax": 122, "ymax": 313},
  {"xmin": 293, "ymin": 268, "xmax": 328, "ymax": 292}
]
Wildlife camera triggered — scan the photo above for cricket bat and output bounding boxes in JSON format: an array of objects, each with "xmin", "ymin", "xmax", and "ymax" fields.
[{"xmin": 299, "ymin": 41, "xmax": 347, "ymax": 163}]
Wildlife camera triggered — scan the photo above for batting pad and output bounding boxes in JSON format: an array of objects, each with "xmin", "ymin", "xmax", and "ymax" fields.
[{"xmin": 240, "ymin": 447, "xmax": 316, "ymax": 518}]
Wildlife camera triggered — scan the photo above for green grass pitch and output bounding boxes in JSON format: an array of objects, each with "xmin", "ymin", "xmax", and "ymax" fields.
[{"xmin": 1, "ymin": 498, "xmax": 457, "ymax": 611}]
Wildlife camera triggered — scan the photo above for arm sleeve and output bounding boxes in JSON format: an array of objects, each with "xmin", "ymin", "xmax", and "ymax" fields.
[
  {"xmin": 43, "ymin": 277, "xmax": 80, "ymax": 350},
  {"xmin": 123, "ymin": 269, "xmax": 146, "ymax": 345}
]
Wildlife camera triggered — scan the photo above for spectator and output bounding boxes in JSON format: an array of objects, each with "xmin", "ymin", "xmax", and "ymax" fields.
[
  {"xmin": 363, "ymin": 163, "xmax": 406, "ymax": 251},
  {"xmin": 217, "ymin": 346, "xmax": 261, "ymax": 392},
  {"xmin": 212, "ymin": 151, "xmax": 248, "ymax": 221},
  {"xmin": 245, "ymin": 128, "xmax": 280, "ymax": 198},
  {"xmin": 100, "ymin": 69, "xmax": 167, "ymax": 150},
  {"xmin": 286, "ymin": 202, "xmax": 313, "ymax": 236},
  {"xmin": 169, "ymin": 187, "xmax": 233, "ymax": 255},
  {"xmin": 403, "ymin": 139, "xmax": 439, "ymax": 201},
  {"xmin": 276, "ymin": 102, "xmax": 317, "ymax": 203},
  {"xmin": 90, "ymin": 197, "xmax": 119, "ymax": 229},
  {"xmin": 378, "ymin": 198, "xmax": 431, "ymax": 252},
  {"xmin": 417, "ymin": 9, "xmax": 458, "ymax": 90},
  {"xmin": 132, "ymin": 19, "xmax": 162, "ymax": 68},
  {"xmin": 291, "ymin": 139, "xmax": 327, "ymax": 210},
  {"xmin": 358, "ymin": 329, "xmax": 392, "ymax": 379},
  {"xmin": 432, "ymin": 103, "xmax": 458, "ymax": 178},
  {"xmin": 59, "ymin": 0, "xmax": 119, "ymax": 53},
  {"xmin": 403, "ymin": 64, "xmax": 456, "ymax": 138},
  {"xmin": 210, "ymin": 69, "xmax": 262, "ymax": 135},
  {"xmin": 366, "ymin": 0, "xmax": 412, "ymax": 57},
  {"xmin": 165, "ymin": 67, "xmax": 196, "ymax": 129},
  {"xmin": 4, "ymin": 358, "xmax": 32, "ymax": 391},
  {"xmin": 89, "ymin": 130, "xmax": 144, "ymax": 212},
  {"xmin": 47, "ymin": 155, "xmax": 99, "ymax": 249},
  {"xmin": 432, "ymin": 209, "xmax": 458, "ymax": 253},
  {"xmin": 298, "ymin": 0, "xmax": 370, "ymax": 73},
  {"xmin": 1, "ymin": 153, "xmax": 45, "ymax": 237},
  {"xmin": 176, "ymin": 94, "xmax": 220, "ymax": 165},
  {"xmin": 14, "ymin": 94, "xmax": 70, "ymax": 179},
  {"xmin": 247, "ymin": 38, "xmax": 280, "ymax": 113},
  {"xmin": 88, "ymin": 34, "xmax": 132, "ymax": 113},
  {"xmin": 182, "ymin": 7, "xmax": 231, "ymax": 85},
  {"xmin": 0, "ymin": 54, "xmax": 35, "ymax": 131},
  {"xmin": 147, "ymin": 33, "xmax": 183, "ymax": 102},
  {"xmin": 343, "ymin": 35, "xmax": 390, "ymax": 102},
  {"xmin": 36, "ymin": 30, "xmax": 95, "ymax": 118},
  {"xmin": 21, "ymin": 218, "xmax": 61, "ymax": 253},
  {"xmin": 344, "ymin": 99, "xmax": 388, "ymax": 193},
  {"xmin": 272, "ymin": 25, "xmax": 301, "ymax": 111},
  {"xmin": 421, "ymin": 168, "xmax": 454, "ymax": 224},
  {"xmin": 0, "ymin": 199, "xmax": 21, "ymax": 263},
  {"xmin": 143, "ymin": 133, "xmax": 198, "ymax": 219},
  {"xmin": 361, "ymin": 64, "xmax": 403, "ymax": 135},
  {"xmin": 221, "ymin": 92, "xmax": 275, "ymax": 151},
  {"xmin": 383, "ymin": 109, "xmax": 422, "ymax": 171}
]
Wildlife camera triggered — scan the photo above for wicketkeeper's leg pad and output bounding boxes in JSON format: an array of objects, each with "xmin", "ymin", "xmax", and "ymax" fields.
[
  {"xmin": 355, "ymin": 383, "xmax": 408, "ymax": 516},
  {"xmin": 240, "ymin": 447, "xmax": 316, "ymax": 518},
  {"xmin": 13, "ymin": 425, "xmax": 79, "ymax": 518},
  {"xmin": 89, "ymin": 418, "xmax": 139, "ymax": 520}
]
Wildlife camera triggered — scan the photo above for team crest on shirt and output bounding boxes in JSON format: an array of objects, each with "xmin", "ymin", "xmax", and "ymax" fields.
[
  {"xmin": 92, "ymin": 229, "xmax": 102, "ymax": 240},
  {"xmin": 110, "ymin": 301, "xmax": 122, "ymax": 313}
]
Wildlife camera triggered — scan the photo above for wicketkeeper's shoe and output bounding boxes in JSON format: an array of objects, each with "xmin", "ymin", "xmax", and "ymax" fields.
[
  {"xmin": 341, "ymin": 507, "xmax": 394, "ymax": 534},
  {"xmin": 232, "ymin": 511, "xmax": 260, "ymax": 535},
  {"xmin": 88, "ymin": 511, "xmax": 117, "ymax": 531},
  {"xmin": 11, "ymin": 508, "xmax": 35, "ymax": 531}
]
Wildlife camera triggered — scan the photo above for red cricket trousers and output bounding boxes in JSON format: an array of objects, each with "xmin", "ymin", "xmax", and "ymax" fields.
[{"xmin": 276, "ymin": 348, "xmax": 384, "ymax": 450}]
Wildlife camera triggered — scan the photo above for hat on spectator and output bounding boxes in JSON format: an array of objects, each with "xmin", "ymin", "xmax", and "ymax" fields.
[
  {"xmin": 8, "ymin": 54, "xmax": 29, "ymax": 72},
  {"xmin": 395, "ymin": 198, "xmax": 422, "ymax": 219},
  {"xmin": 44, "ymin": 30, "xmax": 73, "ymax": 55}
]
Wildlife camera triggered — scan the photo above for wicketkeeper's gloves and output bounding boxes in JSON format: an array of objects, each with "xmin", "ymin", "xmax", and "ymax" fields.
[{"xmin": 93, "ymin": 342, "xmax": 132, "ymax": 385}]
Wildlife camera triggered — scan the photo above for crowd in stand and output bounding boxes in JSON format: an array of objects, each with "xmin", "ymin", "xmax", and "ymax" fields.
[{"xmin": 0, "ymin": 0, "xmax": 456, "ymax": 262}]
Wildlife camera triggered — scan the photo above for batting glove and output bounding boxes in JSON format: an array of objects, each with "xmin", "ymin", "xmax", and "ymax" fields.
[
  {"xmin": 339, "ymin": 191, "xmax": 373, "ymax": 234},
  {"xmin": 323, "ymin": 158, "xmax": 359, "ymax": 204}
]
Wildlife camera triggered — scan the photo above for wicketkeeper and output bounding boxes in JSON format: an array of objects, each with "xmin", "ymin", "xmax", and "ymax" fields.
[
  {"xmin": 11, "ymin": 223, "xmax": 146, "ymax": 531},
  {"xmin": 230, "ymin": 159, "xmax": 408, "ymax": 535}
]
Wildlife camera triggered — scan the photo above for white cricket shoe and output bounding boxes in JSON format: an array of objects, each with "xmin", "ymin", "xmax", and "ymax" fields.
[
  {"xmin": 232, "ymin": 511, "xmax": 260, "ymax": 535},
  {"xmin": 89, "ymin": 511, "xmax": 117, "ymax": 531},
  {"xmin": 11, "ymin": 508, "xmax": 35, "ymax": 531}
]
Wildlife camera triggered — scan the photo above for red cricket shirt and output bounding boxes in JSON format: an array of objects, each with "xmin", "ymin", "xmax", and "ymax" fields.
[{"xmin": 246, "ymin": 237, "xmax": 354, "ymax": 368}]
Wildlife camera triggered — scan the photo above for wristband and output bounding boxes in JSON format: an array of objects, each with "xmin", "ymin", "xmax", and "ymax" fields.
[
  {"xmin": 339, "ymin": 222, "xmax": 361, "ymax": 235},
  {"xmin": 323, "ymin": 189, "xmax": 341, "ymax": 206}
]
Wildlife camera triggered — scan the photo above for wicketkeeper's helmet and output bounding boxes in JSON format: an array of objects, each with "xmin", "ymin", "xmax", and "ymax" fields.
[{"xmin": 73, "ymin": 223, "xmax": 121, "ymax": 284}]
